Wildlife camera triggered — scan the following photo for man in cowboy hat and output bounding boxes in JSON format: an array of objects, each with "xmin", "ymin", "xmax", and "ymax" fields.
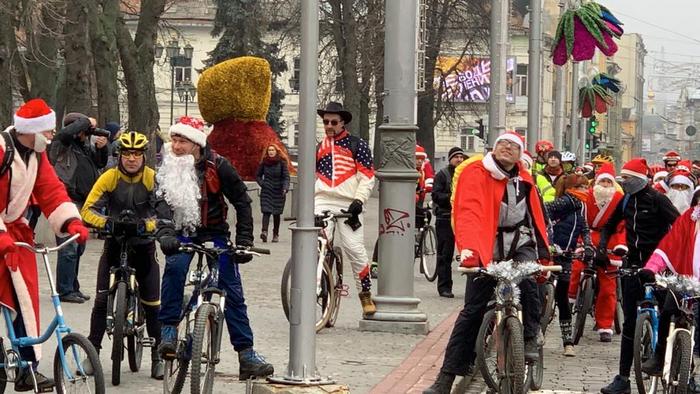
[{"xmin": 315, "ymin": 102, "xmax": 377, "ymax": 317}]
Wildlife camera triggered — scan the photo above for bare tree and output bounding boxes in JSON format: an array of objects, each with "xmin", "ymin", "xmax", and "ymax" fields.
[
  {"xmin": 89, "ymin": 0, "xmax": 120, "ymax": 124},
  {"xmin": 63, "ymin": 0, "xmax": 93, "ymax": 115}
]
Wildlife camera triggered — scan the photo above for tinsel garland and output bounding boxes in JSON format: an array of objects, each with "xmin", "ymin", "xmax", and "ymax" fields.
[
  {"xmin": 486, "ymin": 261, "xmax": 543, "ymax": 305},
  {"xmin": 552, "ymin": 2, "xmax": 623, "ymax": 65},
  {"xmin": 656, "ymin": 274, "xmax": 700, "ymax": 296}
]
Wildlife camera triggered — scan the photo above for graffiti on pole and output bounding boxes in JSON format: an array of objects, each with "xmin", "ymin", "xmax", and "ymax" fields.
[{"xmin": 378, "ymin": 208, "xmax": 411, "ymax": 236}]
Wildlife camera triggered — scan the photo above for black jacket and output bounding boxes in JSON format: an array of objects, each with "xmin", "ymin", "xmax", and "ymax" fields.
[
  {"xmin": 50, "ymin": 116, "xmax": 108, "ymax": 203},
  {"xmin": 157, "ymin": 147, "xmax": 254, "ymax": 246},
  {"xmin": 431, "ymin": 166, "xmax": 455, "ymax": 220},
  {"xmin": 599, "ymin": 185, "xmax": 679, "ymax": 264},
  {"xmin": 256, "ymin": 158, "xmax": 290, "ymax": 215}
]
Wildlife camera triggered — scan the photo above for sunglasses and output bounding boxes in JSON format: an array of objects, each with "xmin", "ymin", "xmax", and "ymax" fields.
[
  {"xmin": 323, "ymin": 119, "xmax": 341, "ymax": 126},
  {"xmin": 121, "ymin": 150, "xmax": 144, "ymax": 158}
]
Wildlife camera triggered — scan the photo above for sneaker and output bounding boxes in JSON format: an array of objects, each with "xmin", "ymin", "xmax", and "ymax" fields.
[
  {"xmin": 600, "ymin": 375, "xmax": 631, "ymax": 394},
  {"xmin": 438, "ymin": 291, "xmax": 455, "ymax": 298},
  {"xmin": 158, "ymin": 325, "xmax": 178, "ymax": 360},
  {"xmin": 600, "ymin": 331, "xmax": 613, "ymax": 343},
  {"xmin": 77, "ymin": 290, "xmax": 91, "ymax": 301},
  {"xmin": 359, "ymin": 291, "xmax": 377, "ymax": 317},
  {"xmin": 641, "ymin": 353, "xmax": 663, "ymax": 376},
  {"xmin": 14, "ymin": 370, "xmax": 54, "ymax": 392},
  {"xmin": 260, "ymin": 231, "xmax": 268, "ymax": 243},
  {"xmin": 238, "ymin": 348, "xmax": 274, "ymax": 380},
  {"xmin": 563, "ymin": 344, "xmax": 576, "ymax": 357},
  {"xmin": 423, "ymin": 372, "xmax": 455, "ymax": 394},
  {"xmin": 151, "ymin": 359, "xmax": 164, "ymax": 380},
  {"xmin": 271, "ymin": 235, "xmax": 279, "ymax": 243},
  {"xmin": 59, "ymin": 292, "xmax": 85, "ymax": 304}
]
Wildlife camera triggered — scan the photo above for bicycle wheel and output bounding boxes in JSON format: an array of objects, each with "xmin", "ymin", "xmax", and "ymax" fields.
[
  {"xmin": 528, "ymin": 344, "xmax": 544, "ymax": 391},
  {"xmin": 540, "ymin": 282, "xmax": 556, "ymax": 335},
  {"xmin": 476, "ymin": 309, "xmax": 498, "ymax": 390},
  {"xmin": 127, "ymin": 295, "xmax": 144, "ymax": 372},
  {"xmin": 54, "ymin": 332, "xmax": 105, "ymax": 394},
  {"xmin": 573, "ymin": 277, "xmax": 594, "ymax": 345},
  {"xmin": 634, "ymin": 312, "xmax": 659, "ymax": 394},
  {"xmin": 111, "ymin": 281, "xmax": 127, "ymax": 385},
  {"xmin": 667, "ymin": 330, "xmax": 692, "ymax": 394},
  {"xmin": 163, "ymin": 301, "xmax": 191, "ymax": 394},
  {"xmin": 501, "ymin": 316, "xmax": 525, "ymax": 394},
  {"xmin": 420, "ymin": 225, "xmax": 438, "ymax": 282},
  {"xmin": 281, "ymin": 259, "xmax": 292, "ymax": 321},
  {"xmin": 281, "ymin": 258, "xmax": 335, "ymax": 332},
  {"xmin": 190, "ymin": 303, "xmax": 217, "ymax": 394},
  {"xmin": 326, "ymin": 252, "xmax": 343, "ymax": 328}
]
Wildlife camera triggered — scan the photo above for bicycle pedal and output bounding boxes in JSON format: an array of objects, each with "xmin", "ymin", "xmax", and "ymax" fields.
[
  {"xmin": 339, "ymin": 284, "xmax": 350, "ymax": 297},
  {"xmin": 141, "ymin": 337, "xmax": 156, "ymax": 347},
  {"xmin": 37, "ymin": 387, "xmax": 54, "ymax": 393}
]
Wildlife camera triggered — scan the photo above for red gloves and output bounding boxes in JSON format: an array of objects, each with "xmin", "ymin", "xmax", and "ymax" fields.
[
  {"xmin": 66, "ymin": 220, "xmax": 89, "ymax": 244},
  {"xmin": 0, "ymin": 232, "xmax": 18, "ymax": 271},
  {"xmin": 459, "ymin": 249, "xmax": 480, "ymax": 268}
]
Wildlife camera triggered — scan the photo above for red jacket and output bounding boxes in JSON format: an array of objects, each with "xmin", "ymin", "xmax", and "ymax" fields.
[
  {"xmin": 416, "ymin": 160, "xmax": 434, "ymax": 203},
  {"xmin": 452, "ymin": 153, "xmax": 550, "ymax": 267},
  {"xmin": 585, "ymin": 187, "xmax": 626, "ymax": 248}
]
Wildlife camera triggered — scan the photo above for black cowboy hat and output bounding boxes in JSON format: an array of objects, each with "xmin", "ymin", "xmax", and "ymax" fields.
[{"xmin": 317, "ymin": 101, "xmax": 352, "ymax": 124}]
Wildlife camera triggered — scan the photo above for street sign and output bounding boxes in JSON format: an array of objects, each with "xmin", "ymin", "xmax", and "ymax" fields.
[{"xmin": 686, "ymin": 125, "xmax": 697, "ymax": 136}]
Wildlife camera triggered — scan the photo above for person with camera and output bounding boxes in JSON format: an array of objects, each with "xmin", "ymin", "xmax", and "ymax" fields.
[
  {"xmin": 49, "ymin": 112, "xmax": 109, "ymax": 303},
  {"xmin": 155, "ymin": 116, "xmax": 274, "ymax": 380},
  {"xmin": 79, "ymin": 131, "xmax": 164, "ymax": 379}
]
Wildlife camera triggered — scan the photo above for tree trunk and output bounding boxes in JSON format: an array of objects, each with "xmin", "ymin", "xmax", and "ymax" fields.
[
  {"xmin": 115, "ymin": 0, "xmax": 165, "ymax": 160},
  {"xmin": 63, "ymin": 0, "xmax": 93, "ymax": 115},
  {"xmin": 22, "ymin": 1, "xmax": 63, "ymax": 109},
  {"xmin": 89, "ymin": 0, "xmax": 120, "ymax": 125},
  {"xmin": 0, "ymin": 3, "xmax": 16, "ymax": 126}
]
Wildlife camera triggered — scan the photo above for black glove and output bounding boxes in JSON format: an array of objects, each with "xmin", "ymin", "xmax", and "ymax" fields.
[
  {"xmin": 158, "ymin": 235, "xmax": 181, "ymax": 256},
  {"xmin": 638, "ymin": 269, "xmax": 656, "ymax": 285},
  {"xmin": 347, "ymin": 199, "xmax": 364, "ymax": 216},
  {"xmin": 583, "ymin": 245, "xmax": 596, "ymax": 262},
  {"xmin": 235, "ymin": 253, "xmax": 253, "ymax": 264},
  {"xmin": 345, "ymin": 215, "xmax": 362, "ymax": 231},
  {"xmin": 594, "ymin": 246, "xmax": 610, "ymax": 267}
]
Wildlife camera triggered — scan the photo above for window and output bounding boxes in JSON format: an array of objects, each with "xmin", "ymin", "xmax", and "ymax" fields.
[
  {"xmin": 289, "ymin": 58, "xmax": 300, "ymax": 92},
  {"xmin": 175, "ymin": 67, "xmax": 192, "ymax": 83},
  {"xmin": 515, "ymin": 63, "xmax": 528, "ymax": 96},
  {"xmin": 458, "ymin": 128, "xmax": 476, "ymax": 151}
]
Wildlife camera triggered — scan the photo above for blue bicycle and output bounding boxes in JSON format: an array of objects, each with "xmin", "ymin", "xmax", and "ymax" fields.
[{"xmin": 3, "ymin": 234, "xmax": 105, "ymax": 393}]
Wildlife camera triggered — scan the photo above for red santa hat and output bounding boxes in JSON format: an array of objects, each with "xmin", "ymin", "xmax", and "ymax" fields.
[
  {"xmin": 13, "ymin": 99, "xmax": 56, "ymax": 134},
  {"xmin": 653, "ymin": 170, "xmax": 669, "ymax": 183},
  {"xmin": 620, "ymin": 157, "xmax": 649, "ymax": 180},
  {"xmin": 170, "ymin": 116, "xmax": 207, "ymax": 147},
  {"xmin": 415, "ymin": 144, "xmax": 427, "ymax": 158},
  {"xmin": 494, "ymin": 131, "xmax": 524, "ymax": 159},
  {"xmin": 595, "ymin": 162, "xmax": 616, "ymax": 184},
  {"xmin": 663, "ymin": 151, "xmax": 681, "ymax": 163},
  {"xmin": 521, "ymin": 150, "xmax": 534, "ymax": 169},
  {"xmin": 676, "ymin": 159, "xmax": 692, "ymax": 172},
  {"xmin": 669, "ymin": 170, "xmax": 695, "ymax": 189}
]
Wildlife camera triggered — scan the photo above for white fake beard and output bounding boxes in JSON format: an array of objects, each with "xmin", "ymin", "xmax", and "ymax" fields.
[
  {"xmin": 667, "ymin": 188, "xmax": 693, "ymax": 213},
  {"xmin": 33, "ymin": 133, "xmax": 51, "ymax": 153},
  {"xmin": 593, "ymin": 184, "xmax": 615, "ymax": 208},
  {"xmin": 156, "ymin": 151, "xmax": 201, "ymax": 233}
]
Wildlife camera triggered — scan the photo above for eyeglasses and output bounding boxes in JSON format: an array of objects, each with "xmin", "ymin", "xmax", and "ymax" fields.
[
  {"xmin": 121, "ymin": 150, "xmax": 144, "ymax": 158},
  {"xmin": 323, "ymin": 119, "xmax": 340, "ymax": 126},
  {"xmin": 496, "ymin": 140, "xmax": 520, "ymax": 149}
]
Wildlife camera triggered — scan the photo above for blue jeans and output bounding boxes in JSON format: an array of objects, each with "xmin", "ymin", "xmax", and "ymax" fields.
[
  {"xmin": 55, "ymin": 235, "xmax": 85, "ymax": 296},
  {"xmin": 159, "ymin": 235, "xmax": 254, "ymax": 351}
]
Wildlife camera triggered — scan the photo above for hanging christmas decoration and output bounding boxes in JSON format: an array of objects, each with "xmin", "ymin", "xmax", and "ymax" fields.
[
  {"xmin": 592, "ymin": 73, "xmax": 622, "ymax": 93},
  {"xmin": 552, "ymin": 2, "xmax": 624, "ymax": 66},
  {"xmin": 578, "ymin": 72, "xmax": 621, "ymax": 118}
]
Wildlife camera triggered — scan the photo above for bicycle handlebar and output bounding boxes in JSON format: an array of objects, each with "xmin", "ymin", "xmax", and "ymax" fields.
[
  {"xmin": 460, "ymin": 264, "xmax": 562, "ymax": 274},
  {"xmin": 14, "ymin": 233, "xmax": 80, "ymax": 254},
  {"xmin": 318, "ymin": 211, "xmax": 353, "ymax": 220},
  {"xmin": 178, "ymin": 242, "xmax": 270, "ymax": 257}
]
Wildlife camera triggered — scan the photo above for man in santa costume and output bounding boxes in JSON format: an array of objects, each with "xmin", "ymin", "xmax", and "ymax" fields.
[
  {"xmin": 665, "ymin": 169, "xmax": 696, "ymax": 214},
  {"xmin": 423, "ymin": 131, "xmax": 550, "ymax": 394},
  {"xmin": 567, "ymin": 163, "xmax": 626, "ymax": 343},
  {"xmin": 663, "ymin": 150, "xmax": 681, "ymax": 172},
  {"xmin": 0, "ymin": 98, "xmax": 89, "ymax": 391}
]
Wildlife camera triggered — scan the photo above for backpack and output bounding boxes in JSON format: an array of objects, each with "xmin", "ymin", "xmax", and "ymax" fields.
[
  {"xmin": 48, "ymin": 138, "xmax": 79, "ymax": 185},
  {"xmin": 0, "ymin": 132, "xmax": 15, "ymax": 178}
]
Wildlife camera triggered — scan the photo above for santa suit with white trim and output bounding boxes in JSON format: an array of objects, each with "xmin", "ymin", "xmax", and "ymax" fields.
[{"xmin": 0, "ymin": 99, "xmax": 86, "ymax": 363}]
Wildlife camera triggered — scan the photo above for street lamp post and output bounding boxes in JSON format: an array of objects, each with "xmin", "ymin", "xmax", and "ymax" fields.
[
  {"xmin": 176, "ymin": 79, "xmax": 197, "ymax": 116},
  {"xmin": 154, "ymin": 40, "xmax": 194, "ymax": 125}
]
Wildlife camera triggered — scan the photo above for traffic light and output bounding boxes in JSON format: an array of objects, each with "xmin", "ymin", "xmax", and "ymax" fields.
[
  {"xmin": 474, "ymin": 118, "xmax": 485, "ymax": 140},
  {"xmin": 588, "ymin": 116, "xmax": 598, "ymax": 135}
]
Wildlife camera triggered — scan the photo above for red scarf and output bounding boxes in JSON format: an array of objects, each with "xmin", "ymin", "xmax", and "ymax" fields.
[
  {"xmin": 545, "ymin": 166, "xmax": 563, "ymax": 177},
  {"xmin": 567, "ymin": 189, "xmax": 589, "ymax": 203}
]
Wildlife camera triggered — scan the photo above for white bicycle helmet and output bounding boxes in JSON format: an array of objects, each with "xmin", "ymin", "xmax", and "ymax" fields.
[{"xmin": 561, "ymin": 151, "xmax": 577, "ymax": 163}]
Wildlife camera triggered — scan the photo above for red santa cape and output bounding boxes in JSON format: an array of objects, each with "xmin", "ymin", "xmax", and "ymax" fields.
[
  {"xmin": 452, "ymin": 152, "xmax": 549, "ymax": 266},
  {"xmin": 646, "ymin": 206, "xmax": 699, "ymax": 277},
  {"xmin": 586, "ymin": 187, "xmax": 626, "ymax": 248},
  {"xmin": 0, "ymin": 129, "xmax": 80, "ymax": 359}
]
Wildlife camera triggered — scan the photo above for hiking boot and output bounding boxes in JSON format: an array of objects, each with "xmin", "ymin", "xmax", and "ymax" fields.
[
  {"xmin": 14, "ymin": 369, "xmax": 54, "ymax": 392},
  {"xmin": 423, "ymin": 372, "xmax": 455, "ymax": 394},
  {"xmin": 599, "ymin": 331, "xmax": 613, "ymax": 343},
  {"xmin": 238, "ymin": 348, "xmax": 274, "ymax": 380},
  {"xmin": 260, "ymin": 231, "xmax": 268, "ymax": 243},
  {"xmin": 600, "ymin": 375, "xmax": 631, "ymax": 394},
  {"xmin": 563, "ymin": 344, "xmax": 576, "ymax": 357},
  {"xmin": 151, "ymin": 350, "xmax": 164, "ymax": 380},
  {"xmin": 359, "ymin": 291, "xmax": 377, "ymax": 317},
  {"xmin": 271, "ymin": 235, "xmax": 279, "ymax": 243},
  {"xmin": 641, "ymin": 351, "xmax": 664, "ymax": 376},
  {"xmin": 158, "ymin": 325, "xmax": 178, "ymax": 360}
]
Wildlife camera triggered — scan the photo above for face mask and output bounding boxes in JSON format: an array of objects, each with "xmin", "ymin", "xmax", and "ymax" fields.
[
  {"xmin": 668, "ymin": 188, "xmax": 693, "ymax": 213},
  {"xmin": 621, "ymin": 176, "xmax": 647, "ymax": 195},
  {"xmin": 33, "ymin": 133, "xmax": 51, "ymax": 153}
]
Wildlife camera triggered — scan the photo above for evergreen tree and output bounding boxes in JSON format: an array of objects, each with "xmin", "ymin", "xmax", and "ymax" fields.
[{"xmin": 205, "ymin": 0, "xmax": 287, "ymax": 133}]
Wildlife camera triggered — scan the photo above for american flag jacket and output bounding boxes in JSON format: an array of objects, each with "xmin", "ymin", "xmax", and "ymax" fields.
[{"xmin": 315, "ymin": 130, "xmax": 375, "ymax": 210}]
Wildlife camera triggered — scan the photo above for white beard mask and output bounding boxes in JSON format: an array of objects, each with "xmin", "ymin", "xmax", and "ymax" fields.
[
  {"xmin": 156, "ymin": 148, "xmax": 201, "ymax": 234},
  {"xmin": 593, "ymin": 184, "xmax": 615, "ymax": 207},
  {"xmin": 667, "ymin": 188, "xmax": 693, "ymax": 213},
  {"xmin": 33, "ymin": 133, "xmax": 51, "ymax": 153}
]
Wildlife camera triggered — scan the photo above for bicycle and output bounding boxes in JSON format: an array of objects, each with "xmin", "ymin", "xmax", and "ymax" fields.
[
  {"xmin": 281, "ymin": 211, "xmax": 350, "ymax": 332},
  {"xmin": 162, "ymin": 241, "xmax": 269, "ymax": 394},
  {"xmin": 463, "ymin": 260, "xmax": 561, "ymax": 394},
  {"xmin": 571, "ymin": 252, "xmax": 595, "ymax": 345},
  {"xmin": 3, "ymin": 234, "xmax": 105, "ymax": 393},
  {"xmin": 540, "ymin": 249, "xmax": 584, "ymax": 337}
]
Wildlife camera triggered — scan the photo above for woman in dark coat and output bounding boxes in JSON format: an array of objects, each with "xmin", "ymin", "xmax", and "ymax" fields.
[{"xmin": 256, "ymin": 144, "xmax": 290, "ymax": 242}]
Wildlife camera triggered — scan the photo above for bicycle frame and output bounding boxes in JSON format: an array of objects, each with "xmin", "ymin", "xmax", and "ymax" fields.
[
  {"xmin": 638, "ymin": 284, "xmax": 660, "ymax": 353},
  {"xmin": 661, "ymin": 292, "xmax": 696, "ymax": 384},
  {"xmin": 2, "ymin": 234, "xmax": 86, "ymax": 382}
]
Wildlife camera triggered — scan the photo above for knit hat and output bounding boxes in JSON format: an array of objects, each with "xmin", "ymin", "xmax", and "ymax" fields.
[
  {"xmin": 595, "ymin": 162, "xmax": 616, "ymax": 184},
  {"xmin": 170, "ymin": 116, "xmax": 207, "ymax": 147},
  {"xmin": 663, "ymin": 151, "xmax": 681, "ymax": 163},
  {"xmin": 448, "ymin": 146, "xmax": 465, "ymax": 161},
  {"xmin": 415, "ymin": 144, "xmax": 427, "ymax": 158},
  {"xmin": 494, "ymin": 131, "xmax": 524, "ymax": 158},
  {"xmin": 14, "ymin": 99, "xmax": 56, "ymax": 134},
  {"xmin": 621, "ymin": 158, "xmax": 649, "ymax": 180},
  {"xmin": 547, "ymin": 150, "xmax": 562, "ymax": 162},
  {"xmin": 105, "ymin": 122, "xmax": 121, "ymax": 140},
  {"xmin": 669, "ymin": 170, "xmax": 695, "ymax": 189}
]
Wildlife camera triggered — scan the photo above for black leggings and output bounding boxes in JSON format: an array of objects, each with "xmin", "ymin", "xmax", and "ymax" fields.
[
  {"xmin": 88, "ymin": 240, "xmax": 161, "ymax": 352},
  {"xmin": 262, "ymin": 213, "xmax": 281, "ymax": 236},
  {"xmin": 554, "ymin": 255, "xmax": 572, "ymax": 322}
]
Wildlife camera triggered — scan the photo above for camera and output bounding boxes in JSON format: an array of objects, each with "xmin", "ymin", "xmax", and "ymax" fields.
[{"xmin": 87, "ymin": 127, "xmax": 111, "ymax": 138}]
